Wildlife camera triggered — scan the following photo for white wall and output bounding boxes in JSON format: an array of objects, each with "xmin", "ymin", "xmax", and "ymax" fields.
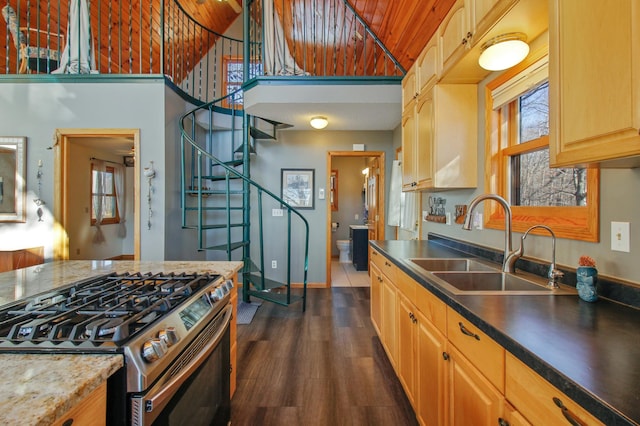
[
  {"xmin": 0, "ymin": 78, "xmax": 174, "ymax": 261},
  {"xmin": 250, "ymin": 130, "xmax": 395, "ymax": 284}
]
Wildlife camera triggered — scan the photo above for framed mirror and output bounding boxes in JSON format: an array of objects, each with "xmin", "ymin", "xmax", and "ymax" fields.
[{"xmin": 0, "ymin": 137, "xmax": 27, "ymax": 222}]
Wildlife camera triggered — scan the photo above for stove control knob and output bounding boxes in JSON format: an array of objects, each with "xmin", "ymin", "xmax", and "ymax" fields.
[
  {"xmin": 225, "ymin": 280, "xmax": 234, "ymax": 290},
  {"xmin": 142, "ymin": 338, "xmax": 167, "ymax": 363},
  {"xmin": 215, "ymin": 287, "xmax": 225, "ymax": 299},
  {"xmin": 158, "ymin": 327, "xmax": 179, "ymax": 347},
  {"xmin": 208, "ymin": 290, "xmax": 219, "ymax": 302}
]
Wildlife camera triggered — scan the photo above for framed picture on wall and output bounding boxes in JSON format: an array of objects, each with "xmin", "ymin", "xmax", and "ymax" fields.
[
  {"xmin": 281, "ymin": 168, "xmax": 314, "ymax": 209},
  {"xmin": 0, "ymin": 137, "xmax": 26, "ymax": 222}
]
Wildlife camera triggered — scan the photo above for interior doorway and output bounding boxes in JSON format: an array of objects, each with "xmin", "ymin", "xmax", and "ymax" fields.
[
  {"xmin": 53, "ymin": 128, "xmax": 141, "ymax": 261},
  {"xmin": 326, "ymin": 151, "xmax": 385, "ymax": 287}
]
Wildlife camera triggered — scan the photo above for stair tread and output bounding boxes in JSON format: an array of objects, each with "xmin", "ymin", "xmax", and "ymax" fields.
[
  {"xmin": 258, "ymin": 117, "xmax": 293, "ymax": 129},
  {"xmin": 250, "ymin": 127, "xmax": 276, "ymax": 140},
  {"xmin": 233, "ymin": 143, "xmax": 256, "ymax": 154},
  {"xmin": 204, "ymin": 241, "xmax": 249, "ymax": 252}
]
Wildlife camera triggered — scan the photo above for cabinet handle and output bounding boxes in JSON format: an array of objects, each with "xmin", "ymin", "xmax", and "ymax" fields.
[
  {"xmin": 458, "ymin": 322, "xmax": 480, "ymax": 340},
  {"xmin": 552, "ymin": 397, "xmax": 585, "ymax": 426},
  {"xmin": 466, "ymin": 31, "xmax": 473, "ymax": 39},
  {"xmin": 442, "ymin": 352, "xmax": 450, "ymax": 361},
  {"xmin": 372, "ymin": 251, "xmax": 378, "ymax": 256},
  {"xmin": 377, "ymin": 276, "xmax": 383, "ymax": 283},
  {"xmin": 497, "ymin": 418, "xmax": 509, "ymax": 426},
  {"xmin": 462, "ymin": 37, "xmax": 467, "ymax": 45},
  {"xmin": 385, "ymin": 261, "xmax": 391, "ymax": 267}
]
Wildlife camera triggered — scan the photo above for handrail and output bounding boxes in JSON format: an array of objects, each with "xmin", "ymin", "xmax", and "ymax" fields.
[{"xmin": 179, "ymin": 89, "xmax": 310, "ymax": 296}]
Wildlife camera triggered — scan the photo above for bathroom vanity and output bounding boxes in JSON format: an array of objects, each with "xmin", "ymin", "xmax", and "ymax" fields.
[{"xmin": 350, "ymin": 225, "xmax": 369, "ymax": 271}]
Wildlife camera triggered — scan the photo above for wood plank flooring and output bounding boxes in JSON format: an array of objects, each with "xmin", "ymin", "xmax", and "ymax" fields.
[{"xmin": 231, "ymin": 287, "xmax": 418, "ymax": 426}]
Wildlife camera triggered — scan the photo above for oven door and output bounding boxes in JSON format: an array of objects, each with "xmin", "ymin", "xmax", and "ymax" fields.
[{"xmin": 130, "ymin": 304, "xmax": 232, "ymax": 426}]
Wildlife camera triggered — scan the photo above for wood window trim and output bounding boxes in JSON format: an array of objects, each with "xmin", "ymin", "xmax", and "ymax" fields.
[
  {"xmin": 90, "ymin": 165, "xmax": 120, "ymax": 226},
  {"xmin": 483, "ymin": 47, "xmax": 599, "ymax": 242}
]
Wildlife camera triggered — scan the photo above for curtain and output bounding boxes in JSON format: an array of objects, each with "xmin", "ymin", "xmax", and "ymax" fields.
[
  {"xmin": 52, "ymin": 0, "xmax": 96, "ymax": 74},
  {"xmin": 263, "ymin": 0, "xmax": 308, "ymax": 76},
  {"xmin": 92, "ymin": 160, "xmax": 106, "ymax": 244},
  {"xmin": 113, "ymin": 164, "xmax": 127, "ymax": 238}
]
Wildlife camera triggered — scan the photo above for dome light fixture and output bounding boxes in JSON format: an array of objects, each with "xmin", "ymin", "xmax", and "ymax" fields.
[
  {"xmin": 478, "ymin": 33, "xmax": 529, "ymax": 71},
  {"xmin": 310, "ymin": 116, "xmax": 329, "ymax": 130}
]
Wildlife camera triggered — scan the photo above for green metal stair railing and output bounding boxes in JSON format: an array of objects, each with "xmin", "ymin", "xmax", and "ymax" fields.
[{"xmin": 179, "ymin": 91, "xmax": 309, "ymax": 311}]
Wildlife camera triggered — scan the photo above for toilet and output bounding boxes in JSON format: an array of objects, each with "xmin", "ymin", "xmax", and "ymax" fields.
[{"xmin": 337, "ymin": 240, "xmax": 351, "ymax": 263}]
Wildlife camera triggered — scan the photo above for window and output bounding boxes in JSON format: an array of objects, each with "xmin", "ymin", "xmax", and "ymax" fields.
[
  {"xmin": 222, "ymin": 56, "xmax": 264, "ymax": 108},
  {"xmin": 484, "ymin": 49, "xmax": 599, "ymax": 241},
  {"xmin": 91, "ymin": 165, "xmax": 120, "ymax": 225}
]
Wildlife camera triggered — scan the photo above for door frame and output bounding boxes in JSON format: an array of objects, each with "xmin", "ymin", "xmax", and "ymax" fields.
[
  {"xmin": 326, "ymin": 150, "xmax": 385, "ymax": 286},
  {"xmin": 53, "ymin": 128, "xmax": 141, "ymax": 260}
]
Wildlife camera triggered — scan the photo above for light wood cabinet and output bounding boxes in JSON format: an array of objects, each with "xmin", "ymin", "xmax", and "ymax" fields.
[
  {"xmin": 52, "ymin": 382, "xmax": 106, "ymax": 426},
  {"xmin": 381, "ymin": 276, "xmax": 398, "ymax": 366},
  {"xmin": 402, "ymin": 65, "xmax": 418, "ymax": 109},
  {"xmin": 501, "ymin": 402, "xmax": 532, "ymax": 426},
  {"xmin": 505, "ymin": 353, "xmax": 604, "ymax": 426},
  {"xmin": 398, "ymin": 291, "xmax": 418, "ymax": 407},
  {"xmin": 416, "ymin": 306, "xmax": 448, "ymax": 426},
  {"xmin": 402, "ymin": 83, "xmax": 478, "ymax": 190},
  {"xmin": 439, "ymin": 0, "xmax": 470, "ymax": 76},
  {"xmin": 549, "ymin": 0, "xmax": 640, "ymax": 167},
  {"xmin": 417, "ymin": 36, "xmax": 440, "ymax": 92},
  {"xmin": 0, "ymin": 246, "xmax": 44, "ymax": 273},
  {"xmin": 447, "ymin": 344, "xmax": 505, "ymax": 425},
  {"xmin": 370, "ymin": 262, "xmax": 382, "ymax": 335}
]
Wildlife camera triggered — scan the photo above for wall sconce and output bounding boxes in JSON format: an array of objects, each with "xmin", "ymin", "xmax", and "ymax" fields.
[
  {"xmin": 310, "ymin": 116, "xmax": 328, "ymax": 130},
  {"xmin": 144, "ymin": 161, "xmax": 156, "ymax": 230},
  {"xmin": 478, "ymin": 33, "xmax": 529, "ymax": 71}
]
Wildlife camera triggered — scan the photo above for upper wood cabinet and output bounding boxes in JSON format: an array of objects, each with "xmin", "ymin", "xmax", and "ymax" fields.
[
  {"xmin": 439, "ymin": 0, "xmax": 517, "ymax": 77},
  {"xmin": 402, "ymin": 65, "xmax": 418, "ymax": 109},
  {"xmin": 402, "ymin": 83, "xmax": 478, "ymax": 190},
  {"xmin": 417, "ymin": 35, "xmax": 440, "ymax": 93},
  {"xmin": 549, "ymin": 0, "xmax": 640, "ymax": 167}
]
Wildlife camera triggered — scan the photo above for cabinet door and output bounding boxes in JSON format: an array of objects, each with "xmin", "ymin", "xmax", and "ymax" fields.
[
  {"xmin": 398, "ymin": 293, "xmax": 417, "ymax": 407},
  {"xmin": 415, "ymin": 90, "xmax": 435, "ymax": 189},
  {"xmin": 417, "ymin": 35, "xmax": 440, "ymax": 92},
  {"xmin": 402, "ymin": 65, "xmax": 418, "ymax": 109},
  {"xmin": 416, "ymin": 310, "xmax": 448, "ymax": 426},
  {"xmin": 381, "ymin": 277, "xmax": 398, "ymax": 366},
  {"xmin": 550, "ymin": 0, "xmax": 640, "ymax": 167},
  {"xmin": 500, "ymin": 402, "xmax": 532, "ymax": 426},
  {"xmin": 369, "ymin": 262, "xmax": 382, "ymax": 335},
  {"xmin": 469, "ymin": 0, "xmax": 517, "ymax": 45},
  {"xmin": 401, "ymin": 105, "xmax": 417, "ymax": 189},
  {"xmin": 440, "ymin": 0, "xmax": 470, "ymax": 76},
  {"xmin": 448, "ymin": 345, "xmax": 504, "ymax": 426}
]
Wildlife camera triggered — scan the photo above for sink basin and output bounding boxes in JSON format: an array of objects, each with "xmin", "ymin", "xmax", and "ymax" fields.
[
  {"xmin": 431, "ymin": 271, "xmax": 575, "ymax": 295},
  {"xmin": 409, "ymin": 258, "xmax": 497, "ymax": 272}
]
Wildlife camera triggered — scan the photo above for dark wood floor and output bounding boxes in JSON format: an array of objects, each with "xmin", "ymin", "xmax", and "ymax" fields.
[{"xmin": 231, "ymin": 287, "xmax": 418, "ymax": 426}]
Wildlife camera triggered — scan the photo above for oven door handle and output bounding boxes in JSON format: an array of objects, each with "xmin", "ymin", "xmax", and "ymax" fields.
[{"xmin": 143, "ymin": 305, "xmax": 232, "ymax": 420}]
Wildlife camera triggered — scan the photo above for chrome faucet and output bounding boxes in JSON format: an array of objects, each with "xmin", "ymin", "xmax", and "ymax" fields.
[
  {"xmin": 462, "ymin": 194, "xmax": 516, "ymax": 273},
  {"xmin": 507, "ymin": 224, "xmax": 564, "ymax": 288}
]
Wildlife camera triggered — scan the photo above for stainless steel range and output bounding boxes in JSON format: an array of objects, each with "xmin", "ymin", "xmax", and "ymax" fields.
[{"xmin": 0, "ymin": 271, "xmax": 233, "ymax": 425}]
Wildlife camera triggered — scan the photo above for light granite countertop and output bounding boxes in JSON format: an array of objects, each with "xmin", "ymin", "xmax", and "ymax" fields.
[{"xmin": 0, "ymin": 260, "xmax": 244, "ymax": 425}]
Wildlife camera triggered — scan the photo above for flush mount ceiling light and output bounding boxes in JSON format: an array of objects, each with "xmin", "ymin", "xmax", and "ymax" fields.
[
  {"xmin": 478, "ymin": 33, "xmax": 529, "ymax": 71},
  {"xmin": 310, "ymin": 116, "xmax": 329, "ymax": 130}
]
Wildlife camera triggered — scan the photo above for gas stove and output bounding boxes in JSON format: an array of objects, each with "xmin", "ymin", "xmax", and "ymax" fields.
[{"xmin": 0, "ymin": 271, "xmax": 232, "ymax": 393}]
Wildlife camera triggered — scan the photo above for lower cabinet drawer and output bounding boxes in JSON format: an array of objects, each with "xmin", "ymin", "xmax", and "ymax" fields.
[
  {"xmin": 370, "ymin": 248, "xmax": 397, "ymax": 282},
  {"xmin": 52, "ymin": 381, "xmax": 106, "ymax": 426},
  {"xmin": 505, "ymin": 353, "xmax": 604, "ymax": 426},
  {"xmin": 447, "ymin": 307, "xmax": 504, "ymax": 392}
]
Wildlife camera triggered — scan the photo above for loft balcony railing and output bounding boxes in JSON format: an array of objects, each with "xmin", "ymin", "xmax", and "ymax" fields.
[
  {"xmin": 1, "ymin": 0, "xmax": 244, "ymax": 103},
  {"xmin": 1, "ymin": 0, "xmax": 404, "ymax": 103}
]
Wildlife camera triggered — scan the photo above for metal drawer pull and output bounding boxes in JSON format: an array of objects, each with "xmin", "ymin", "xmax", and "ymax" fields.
[
  {"xmin": 442, "ymin": 352, "xmax": 450, "ymax": 361},
  {"xmin": 552, "ymin": 397, "xmax": 585, "ymax": 426},
  {"xmin": 458, "ymin": 322, "xmax": 480, "ymax": 340},
  {"xmin": 498, "ymin": 418, "xmax": 509, "ymax": 426}
]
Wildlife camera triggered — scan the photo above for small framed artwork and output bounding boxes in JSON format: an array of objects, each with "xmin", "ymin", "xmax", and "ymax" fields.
[
  {"xmin": 123, "ymin": 156, "xmax": 135, "ymax": 167},
  {"xmin": 281, "ymin": 168, "xmax": 314, "ymax": 209},
  {"xmin": 0, "ymin": 136, "xmax": 27, "ymax": 222}
]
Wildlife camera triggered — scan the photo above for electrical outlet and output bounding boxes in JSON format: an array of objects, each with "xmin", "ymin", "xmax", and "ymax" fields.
[
  {"xmin": 318, "ymin": 188, "xmax": 325, "ymax": 199},
  {"xmin": 271, "ymin": 260, "xmax": 277, "ymax": 268},
  {"xmin": 611, "ymin": 222, "xmax": 630, "ymax": 252},
  {"xmin": 473, "ymin": 212, "xmax": 483, "ymax": 230},
  {"xmin": 355, "ymin": 214, "xmax": 359, "ymax": 220},
  {"xmin": 272, "ymin": 209, "xmax": 283, "ymax": 217},
  {"xmin": 445, "ymin": 212, "xmax": 451, "ymax": 225},
  {"xmin": 422, "ymin": 211, "xmax": 428, "ymax": 222}
]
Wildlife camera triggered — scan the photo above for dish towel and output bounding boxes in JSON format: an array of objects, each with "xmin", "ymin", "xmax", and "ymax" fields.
[
  {"xmin": 401, "ymin": 191, "xmax": 417, "ymax": 231},
  {"xmin": 388, "ymin": 160, "xmax": 402, "ymax": 226}
]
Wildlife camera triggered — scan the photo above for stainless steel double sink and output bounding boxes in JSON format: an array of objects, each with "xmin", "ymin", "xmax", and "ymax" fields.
[{"xmin": 407, "ymin": 258, "xmax": 575, "ymax": 295}]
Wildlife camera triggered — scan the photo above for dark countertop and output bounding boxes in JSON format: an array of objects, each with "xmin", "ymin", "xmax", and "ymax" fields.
[{"xmin": 370, "ymin": 239, "xmax": 640, "ymax": 426}]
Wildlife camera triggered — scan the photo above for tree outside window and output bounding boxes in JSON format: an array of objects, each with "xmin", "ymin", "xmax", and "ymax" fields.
[
  {"xmin": 222, "ymin": 56, "xmax": 264, "ymax": 108},
  {"xmin": 91, "ymin": 165, "xmax": 119, "ymax": 225},
  {"xmin": 485, "ymin": 49, "xmax": 599, "ymax": 242}
]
